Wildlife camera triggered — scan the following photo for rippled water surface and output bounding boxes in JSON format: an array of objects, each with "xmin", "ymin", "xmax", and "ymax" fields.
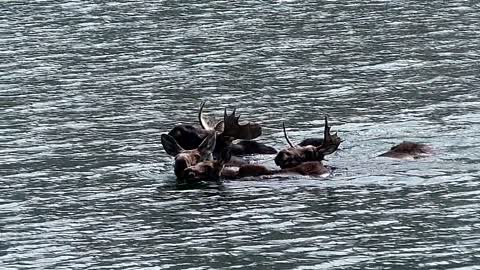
[{"xmin": 2, "ymin": 1, "xmax": 480, "ymax": 269}]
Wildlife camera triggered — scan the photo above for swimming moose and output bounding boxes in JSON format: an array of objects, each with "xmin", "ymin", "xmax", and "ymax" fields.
[
  {"xmin": 161, "ymin": 101, "xmax": 433, "ymax": 184},
  {"xmin": 167, "ymin": 101, "xmax": 277, "ymax": 157},
  {"xmin": 161, "ymin": 104, "xmax": 343, "ymax": 183}
]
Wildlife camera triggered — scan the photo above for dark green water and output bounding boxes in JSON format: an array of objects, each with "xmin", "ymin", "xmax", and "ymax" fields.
[{"xmin": 1, "ymin": 1, "xmax": 479, "ymax": 269}]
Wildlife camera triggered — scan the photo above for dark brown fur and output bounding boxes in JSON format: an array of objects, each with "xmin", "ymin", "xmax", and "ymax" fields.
[
  {"xmin": 182, "ymin": 149, "xmax": 232, "ymax": 183},
  {"xmin": 223, "ymin": 161, "xmax": 330, "ymax": 180},
  {"xmin": 280, "ymin": 161, "xmax": 329, "ymax": 176},
  {"xmin": 168, "ymin": 101, "xmax": 276, "ymax": 156},
  {"xmin": 379, "ymin": 141, "xmax": 433, "ymax": 160},
  {"xmin": 183, "ymin": 160, "xmax": 224, "ymax": 183},
  {"xmin": 161, "ymin": 133, "xmax": 216, "ymax": 179},
  {"xmin": 275, "ymin": 116, "xmax": 341, "ymax": 169}
]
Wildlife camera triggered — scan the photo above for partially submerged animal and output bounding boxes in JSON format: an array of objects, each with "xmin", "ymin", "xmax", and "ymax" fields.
[
  {"xmin": 161, "ymin": 102, "xmax": 435, "ymax": 184},
  {"xmin": 297, "ymin": 138, "xmax": 325, "ymax": 147},
  {"xmin": 161, "ymin": 103, "xmax": 275, "ymax": 182},
  {"xmin": 231, "ymin": 161, "xmax": 333, "ymax": 179},
  {"xmin": 182, "ymin": 149, "xmax": 232, "ymax": 183},
  {"xmin": 184, "ymin": 158, "xmax": 333, "ymax": 183},
  {"xmin": 168, "ymin": 101, "xmax": 276, "ymax": 156},
  {"xmin": 379, "ymin": 141, "xmax": 433, "ymax": 160},
  {"xmin": 162, "ymin": 115, "xmax": 341, "ymax": 183},
  {"xmin": 220, "ymin": 115, "xmax": 342, "ymax": 180},
  {"xmin": 161, "ymin": 132, "xmax": 216, "ymax": 179},
  {"xmin": 274, "ymin": 116, "xmax": 342, "ymax": 169}
]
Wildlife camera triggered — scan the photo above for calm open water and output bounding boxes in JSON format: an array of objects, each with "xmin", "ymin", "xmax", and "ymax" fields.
[{"xmin": 1, "ymin": 1, "xmax": 480, "ymax": 269}]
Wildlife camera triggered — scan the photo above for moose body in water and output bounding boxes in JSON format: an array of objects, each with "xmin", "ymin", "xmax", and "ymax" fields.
[
  {"xmin": 161, "ymin": 102, "xmax": 277, "ymax": 182},
  {"xmin": 274, "ymin": 117, "xmax": 342, "ymax": 169},
  {"xmin": 161, "ymin": 102, "xmax": 434, "ymax": 184},
  {"xmin": 184, "ymin": 159, "xmax": 334, "ymax": 184},
  {"xmin": 379, "ymin": 141, "xmax": 433, "ymax": 160},
  {"xmin": 167, "ymin": 101, "xmax": 277, "ymax": 157},
  {"xmin": 164, "ymin": 115, "xmax": 343, "ymax": 183}
]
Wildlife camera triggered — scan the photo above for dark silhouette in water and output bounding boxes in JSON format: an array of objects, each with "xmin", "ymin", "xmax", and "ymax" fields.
[
  {"xmin": 162, "ymin": 104, "xmax": 436, "ymax": 183},
  {"xmin": 167, "ymin": 115, "xmax": 341, "ymax": 183},
  {"xmin": 161, "ymin": 132, "xmax": 217, "ymax": 179},
  {"xmin": 274, "ymin": 116, "xmax": 342, "ymax": 169},
  {"xmin": 168, "ymin": 101, "xmax": 276, "ymax": 156},
  {"xmin": 182, "ymin": 148, "xmax": 232, "ymax": 183},
  {"xmin": 229, "ymin": 140, "xmax": 277, "ymax": 155},
  {"xmin": 298, "ymin": 138, "xmax": 325, "ymax": 147},
  {"xmin": 230, "ymin": 161, "xmax": 332, "ymax": 178},
  {"xmin": 186, "ymin": 159, "xmax": 332, "ymax": 182},
  {"xmin": 379, "ymin": 141, "xmax": 433, "ymax": 160}
]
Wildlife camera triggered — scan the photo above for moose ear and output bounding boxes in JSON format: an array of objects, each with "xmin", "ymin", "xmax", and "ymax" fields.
[
  {"xmin": 197, "ymin": 132, "xmax": 216, "ymax": 158},
  {"xmin": 214, "ymin": 121, "xmax": 224, "ymax": 133},
  {"xmin": 161, "ymin": 134, "xmax": 184, "ymax": 156}
]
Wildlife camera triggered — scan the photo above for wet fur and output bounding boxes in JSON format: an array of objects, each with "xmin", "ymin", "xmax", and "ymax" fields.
[
  {"xmin": 276, "ymin": 116, "xmax": 341, "ymax": 169},
  {"xmin": 168, "ymin": 125, "xmax": 208, "ymax": 150},
  {"xmin": 223, "ymin": 161, "xmax": 330, "ymax": 179},
  {"xmin": 182, "ymin": 149, "xmax": 232, "ymax": 183},
  {"xmin": 183, "ymin": 160, "xmax": 224, "ymax": 183},
  {"xmin": 161, "ymin": 133, "xmax": 216, "ymax": 179},
  {"xmin": 280, "ymin": 161, "xmax": 329, "ymax": 176},
  {"xmin": 229, "ymin": 140, "xmax": 277, "ymax": 155},
  {"xmin": 169, "ymin": 125, "xmax": 277, "ymax": 156},
  {"xmin": 379, "ymin": 141, "xmax": 433, "ymax": 160},
  {"xmin": 275, "ymin": 145, "xmax": 324, "ymax": 169},
  {"xmin": 298, "ymin": 138, "xmax": 324, "ymax": 147}
]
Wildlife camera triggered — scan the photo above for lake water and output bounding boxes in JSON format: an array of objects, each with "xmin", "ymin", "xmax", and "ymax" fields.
[{"xmin": 1, "ymin": 1, "xmax": 480, "ymax": 269}]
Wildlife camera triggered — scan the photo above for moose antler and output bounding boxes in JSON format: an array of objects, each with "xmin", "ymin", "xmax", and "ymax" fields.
[
  {"xmin": 222, "ymin": 108, "xmax": 262, "ymax": 140},
  {"xmin": 316, "ymin": 116, "xmax": 342, "ymax": 156},
  {"xmin": 198, "ymin": 101, "xmax": 224, "ymax": 132},
  {"xmin": 282, "ymin": 122, "xmax": 296, "ymax": 148},
  {"xmin": 198, "ymin": 101, "xmax": 209, "ymax": 130}
]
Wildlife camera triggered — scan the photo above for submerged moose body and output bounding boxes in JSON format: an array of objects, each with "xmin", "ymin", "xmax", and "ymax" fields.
[
  {"xmin": 229, "ymin": 161, "xmax": 332, "ymax": 179},
  {"xmin": 162, "ymin": 109, "xmax": 343, "ymax": 183},
  {"xmin": 181, "ymin": 157, "xmax": 333, "ymax": 183},
  {"xmin": 161, "ymin": 101, "xmax": 434, "ymax": 184},
  {"xmin": 274, "ymin": 117, "xmax": 342, "ymax": 169},
  {"xmin": 379, "ymin": 141, "xmax": 433, "ymax": 160},
  {"xmin": 168, "ymin": 101, "xmax": 276, "ymax": 157},
  {"xmin": 161, "ymin": 101, "xmax": 278, "ymax": 183}
]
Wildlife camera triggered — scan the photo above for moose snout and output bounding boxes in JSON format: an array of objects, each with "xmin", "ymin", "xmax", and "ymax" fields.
[
  {"xmin": 183, "ymin": 167, "xmax": 201, "ymax": 181},
  {"xmin": 184, "ymin": 168, "xmax": 196, "ymax": 179}
]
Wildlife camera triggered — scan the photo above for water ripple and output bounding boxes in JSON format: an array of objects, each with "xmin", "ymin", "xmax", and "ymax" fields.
[{"xmin": 2, "ymin": 0, "xmax": 480, "ymax": 269}]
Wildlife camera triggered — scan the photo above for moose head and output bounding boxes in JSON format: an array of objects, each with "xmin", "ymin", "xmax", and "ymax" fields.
[
  {"xmin": 168, "ymin": 101, "xmax": 263, "ymax": 156},
  {"xmin": 161, "ymin": 132, "xmax": 217, "ymax": 179},
  {"xmin": 274, "ymin": 116, "xmax": 342, "ymax": 169},
  {"xmin": 182, "ymin": 149, "xmax": 232, "ymax": 183},
  {"xmin": 166, "ymin": 101, "xmax": 220, "ymax": 151}
]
